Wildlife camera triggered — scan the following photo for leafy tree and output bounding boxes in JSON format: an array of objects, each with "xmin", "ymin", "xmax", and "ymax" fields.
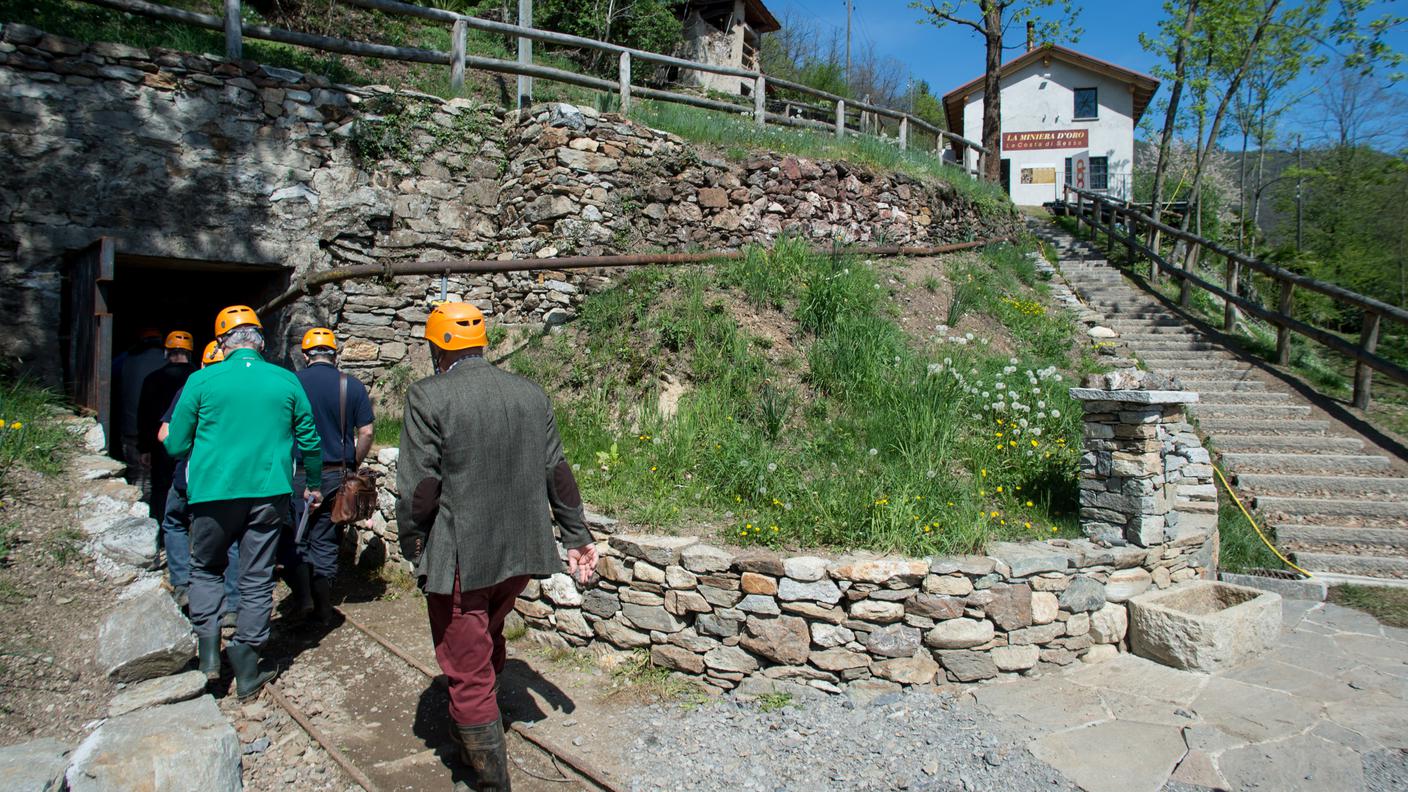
[{"xmin": 911, "ymin": 0, "xmax": 1082, "ymax": 182}]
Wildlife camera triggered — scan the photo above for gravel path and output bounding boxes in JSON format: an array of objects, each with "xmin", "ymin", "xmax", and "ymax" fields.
[{"xmin": 622, "ymin": 686, "xmax": 1076, "ymax": 792}]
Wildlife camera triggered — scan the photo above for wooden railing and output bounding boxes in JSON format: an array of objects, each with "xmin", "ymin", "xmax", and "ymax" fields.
[
  {"xmin": 1065, "ymin": 185, "xmax": 1408, "ymax": 411},
  {"xmin": 74, "ymin": 0, "xmax": 988, "ymax": 173}
]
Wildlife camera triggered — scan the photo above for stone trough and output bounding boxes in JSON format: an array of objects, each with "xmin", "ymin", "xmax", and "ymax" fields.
[{"xmin": 1127, "ymin": 580, "xmax": 1281, "ymax": 672}]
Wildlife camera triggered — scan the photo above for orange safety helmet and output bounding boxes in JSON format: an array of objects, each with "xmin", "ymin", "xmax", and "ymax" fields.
[
  {"xmin": 301, "ymin": 327, "xmax": 337, "ymax": 351},
  {"xmin": 201, "ymin": 340, "xmax": 225, "ymax": 366},
  {"xmin": 424, "ymin": 302, "xmax": 488, "ymax": 350},
  {"xmin": 164, "ymin": 331, "xmax": 195, "ymax": 351},
  {"xmin": 214, "ymin": 305, "xmax": 262, "ymax": 337}
]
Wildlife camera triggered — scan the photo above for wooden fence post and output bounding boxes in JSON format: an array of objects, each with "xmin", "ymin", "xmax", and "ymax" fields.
[
  {"xmin": 516, "ymin": 0, "xmax": 533, "ymax": 110},
  {"xmin": 224, "ymin": 0, "xmax": 242, "ymax": 59},
  {"xmin": 450, "ymin": 19, "xmax": 466, "ymax": 95},
  {"xmin": 1223, "ymin": 255, "xmax": 1240, "ymax": 331},
  {"xmin": 1075, "ymin": 192, "xmax": 1083, "ymax": 234},
  {"xmin": 754, "ymin": 75, "xmax": 765, "ymax": 128},
  {"xmin": 899, "ymin": 116, "xmax": 908, "ymax": 150},
  {"xmin": 1124, "ymin": 208, "xmax": 1135, "ymax": 264},
  {"xmin": 1353, "ymin": 309, "xmax": 1382, "ymax": 410},
  {"xmin": 618, "ymin": 51, "xmax": 631, "ymax": 115},
  {"xmin": 835, "ymin": 99, "xmax": 845, "ymax": 139},
  {"xmin": 1275, "ymin": 279, "xmax": 1294, "ymax": 365},
  {"xmin": 1105, "ymin": 205, "xmax": 1115, "ymax": 255}
]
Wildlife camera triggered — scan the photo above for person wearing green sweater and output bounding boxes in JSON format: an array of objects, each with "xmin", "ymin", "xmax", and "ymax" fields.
[{"xmin": 165, "ymin": 305, "xmax": 324, "ymax": 699}]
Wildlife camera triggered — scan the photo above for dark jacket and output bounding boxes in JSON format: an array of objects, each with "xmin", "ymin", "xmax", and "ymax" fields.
[
  {"xmin": 395, "ymin": 356, "xmax": 591, "ymax": 596},
  {"xmin": 137, "ymin": 361, "xmax": 195, "ymax": 455}
]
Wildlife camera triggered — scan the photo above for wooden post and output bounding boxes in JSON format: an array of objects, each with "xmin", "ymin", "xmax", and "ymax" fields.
[
  {"xmin": 224, "ymin": 0, "xmax": 242, "ymax": 60},
  {"xmin": 450, "ymin": 19, "xmax": 466, "ymax": 95},
  {"xmin": 1124, "ymin": 208, "xmax": 1135, "ymax": 264},
  {"xmin": 618, "ymin": 51, "xmax": 631, "ymax": 115},
  {"xmin": 1275, "ymin": 279, "xmax": 1294, "ymax": 365},
  {"xmin": 899, "ymin": 116, "xmax": 908, "ymax": 150},
  {"xmin": 1353, "ymin": 309, "xmax": 1381, "ymax": 410},
  {"xmin": 516, "ymin": 0, "xmax": 533, "ymax": 111},
  {"xmin": 1105, "ymin": 205, "xmax": 1115, "ymax": 255},
  {"xmin": 835, "ymin": 98, "xmax": 845, "ymax": 139},
  {"xmin": 753, "ymin": 75, "xmax": 765, "ymax": 128},
  {"xmin": 1223, "ymin": 255, "xmax": 1240, "ymax": 331},
  {"xmin": 1075, "ymin": 191, "xmax": 1083, "ymax": 235}
]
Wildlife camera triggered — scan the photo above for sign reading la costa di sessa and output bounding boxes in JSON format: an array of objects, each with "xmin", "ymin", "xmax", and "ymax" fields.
[{"xmin": 1001, "ymin": 129, "xmax": 1089, "ymax": 151}]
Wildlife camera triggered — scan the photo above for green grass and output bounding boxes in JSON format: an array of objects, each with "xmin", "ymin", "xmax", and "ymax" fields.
[
  {"xmin": 1330, "ymin": 584, "xmax": 1408, "ymax": 629},
  {"xmin": 372, "ymin": 415, "xmax": 403, "ymax": 447},
  {"xmin": 41, "ymin": 527, "xmax": 84, "ymax": 565},
  {"xmin": 512, "ymin": 240, "xmax": 1089, "ymax": 556},
  {"xmin": 1214, "ymin": 486, "xmax": 1285, "ymax": 574},
  {"xmin": 0, "ymin": 378, "xmax": 72, "ymax": 496},
  {"xmin": 756, "ymin": 692, "xmax": 794, "ymax": 712}
]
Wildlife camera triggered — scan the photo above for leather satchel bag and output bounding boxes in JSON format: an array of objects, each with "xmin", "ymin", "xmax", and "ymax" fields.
[{"xmin": 329, "ymin": 374, "xmax": 379, "ymax": 525}]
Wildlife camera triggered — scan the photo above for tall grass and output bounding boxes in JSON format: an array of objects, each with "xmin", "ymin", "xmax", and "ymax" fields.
[
  {"xmin": 0, "ymin": 378, "xmax": 72, "ymax": 495},
  {"xmin": 514, "ymin": 242, "xmax": 1086, "ymax": 556}
]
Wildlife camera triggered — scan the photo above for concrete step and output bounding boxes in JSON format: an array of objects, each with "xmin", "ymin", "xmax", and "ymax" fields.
[
  {"xmin": 1193, "ymin": 392, "xmax": 1292, "ymax": 405},
  {"xmin": 1138, "ymin": 351, "xmax": 1236, "ymax": 362},
  {"xmin": 1279, "ymin": 524, "xmax": 1408, "ymax": 550},
  {"xmin": 1212, "ymin": 435, "xmax": 1365, "ymax": 453},
  {"xmin": 1175, "ymin": 377, "xmax": 1267, "ymax": 390},
  {"xmin": 1149, "ymin": 360, "xmax": 1254, "ymax": 372},
  {"xmin": 1192, "ymin": 404, "xmax": 1312, "ymax": 418},
  {"xmin": 1238, "ymin": 473, "xmax": 1408, "ymax": 496},
  {"xmin": 1220, "ymin": 452, "xmax": 1391, "ymax": 474},
  {"xmin": 1255, "ymin": 496, "xmax": 1408, "ymax": 520},
  {"xmin": 1197, "ymin": 418, "xmax": 1331, "ymax": 435},
  {"xmin": 1292, "ymin": 552, "xmax": 1408, "ymax": 578}
]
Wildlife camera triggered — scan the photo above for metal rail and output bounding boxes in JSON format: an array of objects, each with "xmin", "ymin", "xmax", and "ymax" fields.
[
  {"xmin": 256, "ymin": 240, "xmax": 1008, "ymax": 314},
  {"xmin": 1065, "ymin": 185, "xmax": 1407, "ymax": 410}
]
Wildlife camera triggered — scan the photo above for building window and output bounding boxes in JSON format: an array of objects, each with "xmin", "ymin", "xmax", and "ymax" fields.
[
  {"xmin": 1090, "ymin": 156, "xmax": 1109, "ymax": 190},
  {"xmin": 1064, "ymin": 157, "xmax": 1072, "ymax": 186},
  {"xmin": 1074, "ymin": 87, "xmax": 1098, "ymax": 120}
]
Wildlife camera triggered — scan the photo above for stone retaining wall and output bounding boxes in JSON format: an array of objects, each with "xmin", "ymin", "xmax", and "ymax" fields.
[{"xmin": 0, "ymin": 23, "xmax": 1015, "ymax": 391}]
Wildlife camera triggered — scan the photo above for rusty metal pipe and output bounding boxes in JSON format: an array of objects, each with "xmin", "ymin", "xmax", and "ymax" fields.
[{"xmin": 257, "ymin": 238, "xmax": 1010, "ymax": 314}]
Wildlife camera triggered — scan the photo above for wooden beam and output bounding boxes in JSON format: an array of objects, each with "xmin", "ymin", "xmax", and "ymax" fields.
[
  {"xmin": 1354, "ymin": 310, "xmax": 1381, "ymax": 410},
  {"xmin": 517, "ymin": 0, "xmax": 532, "ymax": 110},
  {"xmin": 450, "ymin": 18, "xmax": 466, "ymax": 94},
  {"xmin": 618, "ymin": 51, "xmax": 631, "ymax": 115},
  {"xmin": 224, "ymin": 0, "xmax": 241, "ymax": 59}
]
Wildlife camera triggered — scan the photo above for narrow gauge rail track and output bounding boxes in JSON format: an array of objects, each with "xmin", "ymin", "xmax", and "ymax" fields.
[{"xmin": 262, "ymin": 607, "xmax": 621, "ymax": 792}]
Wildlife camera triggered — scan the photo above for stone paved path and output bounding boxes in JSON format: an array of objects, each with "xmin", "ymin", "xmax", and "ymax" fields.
[{"xmin": 972, "ymin": 598, "xmax": 1408, "ymax": 791}]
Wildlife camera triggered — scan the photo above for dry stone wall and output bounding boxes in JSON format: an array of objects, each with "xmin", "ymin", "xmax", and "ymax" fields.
[{"xmin": 0, "ymin": 23, "xmax": 1015, "ymax": 390}]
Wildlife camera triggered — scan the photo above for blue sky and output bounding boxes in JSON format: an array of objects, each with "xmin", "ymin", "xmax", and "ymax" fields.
[{"xmin": 769, "ymin": 0, "xmax": 1408, "ymax": 146}]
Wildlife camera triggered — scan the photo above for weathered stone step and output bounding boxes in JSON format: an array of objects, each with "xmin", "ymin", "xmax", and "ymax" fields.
[
  {"xmin": 1221, "ymin": 452, "xmax": 1391, "ymax": 473},
  {"xmin": 1138, "ymin": 350, "xmax": 1236, "ymax": 362},
  {"xmin": 1238, "ymin": 473, "xmax": 1408, "ymax": 496},
  {"xmin": 1193, "ymin": 392, "xmax": 1292, "ymax": 405},
  {"xmin": 1196, "ymin": 418, "xmax": 1330, "ymax": 435},
  {"xmin": 1255, "ymin": 496, "xmax": 1408, "ymax": 520},
  {"xmin": 1174, "ymin": 378, "xmax": 1267, "ymax": 391},
  {"xmin": 1118, "ymin": 328, "xmax": 1204, "ymax": 338},
  {"xmin": 1130, "ymin": 343, "xmax": 1225, "ymax": 354},
  {"xmin": 1193, "ymin": 404, "xmax": 1312, "ymax": 418},
  {"xmin": 1212, "ymin": 435, "xmax": 1365, "ymax": 453},
  {"xmin": 1279, "ymin": 524, "xmax": 1408, "ymax": 549},
  {"xmin": 1149, "ymin": 359, "xmax": 1254, "ymax": 372},
  {"xmin": 1292, "ymin": 552, "xmax": 1408, "ymax": 578}
]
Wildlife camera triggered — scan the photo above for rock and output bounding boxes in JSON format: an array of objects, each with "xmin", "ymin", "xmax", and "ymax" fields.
[
  {"xmin": 924, "ymin": 618, "xmax": 995, "ymax": 649},
  {"xmin": 703, "ymin": 645, "xmax": 758, "ymax": 673},
  {"xmin": 1083, "ymin": 644, "xmax": 1119, "ymax": 663},
  {"xmin": 1089, "ymin": 602, "xmax": 1129, "ymax": 644},
  {"xmin": 609, "ymin": 534, "xmax": 698, "ymax": 566},
  {"xmin": 733, "ymin": 550, "xmax": 785, "ymax": 576},
  {"xmin": 94, "ymin": 516, "xmax": 159, "ymax": 569},
  {"xmin": 782, "ymin": 556, "xmax": 829, "ymax": 582},
  {"xmin": 651, "ymin": 645, "xmax": 704, "ymax": 674},
  {"xmin": 546, "ymin": 103, "xmax": 586, "ymax": 129},
  {"xmin": 697, "ymin": 187, "xmax": 729, "ymax": 208},
  {"xmin": 1066, "ymin": 613, "xmax": 1091, "ymax": 636},
  {"xmin": 777, "ymin": 577, "xmax": 842, "ymax": 604},
  {"xmin": 97, "ymin": 587, "xmax": 196, "ymax": 683},
  {"xmin": 984, "ymin": 583, "xmax": 1033, "ymax": 631},
  {"xmin": 593, "ymin": 618, "xmax": 651, "ymax": 649},
  {"xmin": 849, "ymin": 600, "xmax": 904, "ymax": 623},
  {"xmin": 540, "ymin": 573, "xmax": 583, "ymax": 607},
  {"xmin": 66, "ymin": 696, "xmax": 239, "ymax": 792},
  {"xmin": 1105, "ymin": 568, "xmax": 1153, "ymax": 603},
  {"xmin": 828, "ymin": 558, "xmax": 928, "ymax": 585},
  {"xmin": 740, "ymin": 616, "xmax": 810, "ymax": 665},
  {"xmin": 986, "ymin": 542, "xmax": 1072, "ymax": 577},
  {"xmin": 929, "ymin": 555, "xmax": 997, "ymax": 576},
  {"xmin": 620, "ymin": 603, "xmax": 685, "ymax": 633},
  {"xmin": 1031, "ymin": 591, "xmax": 1060, "ymax": 624},
  {"xmin": 0, "ymin": 737, "xmax": 69, "ymax": 792},
  {"xmin": 873, "ymin": 653, "xmax": 940, "ymax": 685},
  {"xmin": 108, "ymin": 670, "xmax": 208, "ymax": 717},
  {"xmin": 810, "ymin": 648, "xmax": 871, "ymax": 672},
  {"xmin": 76, "ymin": 454, "xmax": 124, "ymax": 481},
  {"xmin": 906, "ymin": 594, "xmax": 965, "ymax": 620},
  {"xmin": 597, "ymin": 556, "xmax": 632, "ymax": 583},
  {"xmin": 557, "ymin": 148, "xmax": 618, "ymax": 172},
  {"xmin": 737, "ymin": 595, "xmax": 781, "ymax": 615},
  {"xmin": 1059, "ymin": 576, "xmax": 1107, "ymax": 613},
  {"xmin": 991, "ymin": 644, "xmax": 1040, "ymax": 672},
  {"xmin": 680, "ymin": 544, "xmax": 733, "ymax": 573},
  {"xmin": 1087, "ymin": 326, "xmax": 1117, "ymax": 339},
  {"xmin": 525, "ymin": 193, "xmax": 575, "ymax": 223},
  {"xmin": 810, "ymin": 623, "xmax": 855, "ymax": 648},
  {"xmin": 938, "ymin": 650, "xmax": 999, "ymax": 682},
  {"xmin": 1128, "ymin": 582, "xmax": 1281, "ymax": 672},
  {"xmin": 865, "ymin": 624, "xmax": 922, "ymax": 658},
  {"xmin": 740, "ymin": 572, "xmax": 778, "ymax": 595},
  {"xmin": 1007, "ymin": 622, "xmax": 1066, "ymax": 645},
  {"xmin": 923, "ymin": 575, "xmax": 973, "ymax": 596},
  {"xmin": 665, "ymin": 590, "xmax": 711, "ymax": 615},
  {"xmin": 556, "ymin": 609, "xmax": 593, "ymax": 638},
  {"xmin": 581, "ymin": 589, "xmax": 620, "ymax": 619},
  {"xmin": 632, "ymin": 561, "xmax": 665, "ymax": 583}
]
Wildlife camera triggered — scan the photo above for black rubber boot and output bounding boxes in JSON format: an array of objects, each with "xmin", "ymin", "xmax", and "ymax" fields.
[
  {"xmin": 197, "ymin": 635, "xmax": 221, "ymax": 681},
  {"xmin": 287, "ymin": 563, "xmax": 314, "ymax": 618},
  {"xmin": 311, "ymin": 575, "xmax": 336, "ymax": 624},
  {"xmin": 453, "ymin": 720, "xmax": 510, "ymax": 791},
  {"xmin": 226, "ymin": 642, "xmax": 278, "ymax": 700}
]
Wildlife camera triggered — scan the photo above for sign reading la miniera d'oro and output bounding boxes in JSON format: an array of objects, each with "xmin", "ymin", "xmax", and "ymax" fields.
[{"xmin": 1002, "ymin": 129, "xmax": 1089, "ymax": 151}]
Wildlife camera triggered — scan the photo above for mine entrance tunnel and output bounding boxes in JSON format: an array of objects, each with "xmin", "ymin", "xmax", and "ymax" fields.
[{"xmin": 60, "ymin": 238, "xmax": 291, "ymax": 449}]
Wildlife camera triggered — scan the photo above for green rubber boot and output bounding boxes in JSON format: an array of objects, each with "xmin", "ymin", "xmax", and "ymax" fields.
[
  {"xmin": 454, "ymin": 719, "xmax": 510, "ymax": 791},
  {"xmin": 226, "ymin": 643, "xmax": 278, "ymax": 700},
  {"xmin": 197, "ymin": 635, "xmax": 221, "ymax": 681},
  {"xmin": 287, "ymin": 563, "xmax": 314, "ymax": 618}
]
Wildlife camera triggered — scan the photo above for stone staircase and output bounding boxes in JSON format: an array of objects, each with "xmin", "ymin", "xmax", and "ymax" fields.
[{"xmin": 1035, "ymin": 221, "xmax": 1408, "ymax": 582}]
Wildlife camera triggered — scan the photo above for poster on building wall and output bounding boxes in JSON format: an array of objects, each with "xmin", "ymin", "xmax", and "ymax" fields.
[
  {"xmin": 1002, "ymin": 129, "xmax": 1089, "ymax": 151},
  {"xmin": 1070, "ymin": 151, "xmax": 1091, "ymax": 191},
  {"xmin": 1021, "ymin": 167, "xmax": 1057, "ymax": 185}
]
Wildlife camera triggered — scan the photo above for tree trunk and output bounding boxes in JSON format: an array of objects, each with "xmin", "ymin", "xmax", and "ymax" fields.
[
  {"xmin": 981, "ymin": 4, "xmax": 1003, "ymax": 183},
  {"xmin": 1238, "ymin": 124, "xmax": 1249, "ymax": 253},
  {"xmin": 1149, "ymin": 0, "xmax": 1199, "ymax": 242}
]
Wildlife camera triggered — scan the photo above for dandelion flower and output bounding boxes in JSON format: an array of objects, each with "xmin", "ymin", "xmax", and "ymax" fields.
[
  {"xmin": 989, "ymin": 510, "xmax": 999, "ymax": 518},
  {"xmin": 996, "ymin": 486, "xmax": 1003, "ymax": 493},
  {"xmin": 767, "ymin": 462, "xmax": 777, "ymax": 472},
  {"xmin": 9, "ymin": 422, "xmax": 20, "ymax": 430},
  {"xmin": 868, "ymin": 448, "xmax": 878, "ymax": 456},
  {"xmin": 1024, "ymin": 521, "xmax": 1032, "ymax": 529}
]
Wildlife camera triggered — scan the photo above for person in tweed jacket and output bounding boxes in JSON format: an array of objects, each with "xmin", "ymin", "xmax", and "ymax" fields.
[{"xmin": 396, "ymin": 301, "xmax": 597, "ymax": 791}]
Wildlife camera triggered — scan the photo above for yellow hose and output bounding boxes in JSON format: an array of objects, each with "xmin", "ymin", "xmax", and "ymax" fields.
[{"xmin": 1212, "ymin": 463, "xmax": 1313, "ymax": 578}]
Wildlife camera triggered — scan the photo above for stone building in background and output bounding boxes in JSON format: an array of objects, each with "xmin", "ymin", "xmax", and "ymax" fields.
[{"xmin": 676, "ymin": 0, "xmax": 779, "ymax": 95}]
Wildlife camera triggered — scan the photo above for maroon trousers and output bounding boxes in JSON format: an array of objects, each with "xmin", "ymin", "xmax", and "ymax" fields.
[{"xmin": 427, "ymin": 573, "xmax": 529, "ymax": 726}]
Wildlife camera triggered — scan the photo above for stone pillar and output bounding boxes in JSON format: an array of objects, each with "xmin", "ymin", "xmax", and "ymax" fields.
[{"xmin": 1070, "ymin": 379, "xmax": 1205, "ymax": 548}]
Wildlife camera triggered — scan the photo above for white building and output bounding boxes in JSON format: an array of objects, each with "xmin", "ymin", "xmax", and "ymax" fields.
[{"xmin": 942, "ymin": 45, "xmax": 1158, "ymax": 206}]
